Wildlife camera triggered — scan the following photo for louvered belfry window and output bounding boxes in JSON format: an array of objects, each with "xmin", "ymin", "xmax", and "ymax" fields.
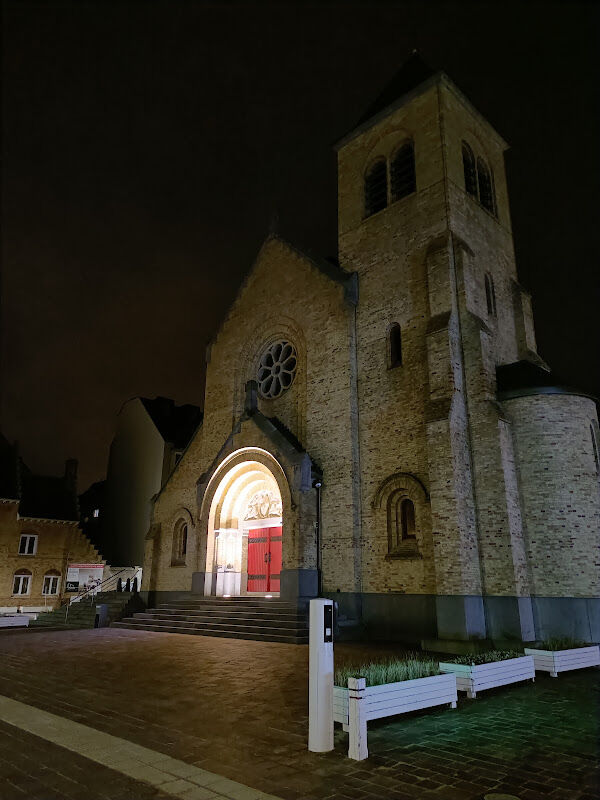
[
  {"xmin": 477, "ymin": 157, "xmax": 496, "ymax": 214},
  {"xmin": 364, "ymin": 160, "xmax": 388, "ymax": 217},
  {"xmin": 462, "ymin": 142, "xmax": 477, "ymax": 197},
  {"xmin": 390, "ymin": 142, "xmax": 416, "ymax": 201}
]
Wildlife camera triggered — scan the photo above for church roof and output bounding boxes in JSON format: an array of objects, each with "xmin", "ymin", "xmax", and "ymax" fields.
[
  {"xmin": 496, "ymin": 361, "xmax": 597, "ymax": 402},
  {"xmin": 356, "ymin": 52, "xmax": 437, "ymax": 127},
  {"xmin": 140, "ymin": 397, "xmax": 203, "ymax": 450},
  {"xmin": 208, "ymin": 233, "xmax": 358, "ymax": 350},
  {"xmin": 335, "ymin": 51, "xmax": 507, "ymax": 151}
]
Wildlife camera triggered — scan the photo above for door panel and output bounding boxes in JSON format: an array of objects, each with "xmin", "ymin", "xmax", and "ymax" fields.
[
  {"xmin": 269, "ymin": 526, "xmax": 283, "ymax": 593},
  {"xmin": 247, "ymin": 529, "xmax": 268, "ymax": 592},
  {"xmin": 247, "ymin": 525, "xmax": 283, "ymax": 593}
]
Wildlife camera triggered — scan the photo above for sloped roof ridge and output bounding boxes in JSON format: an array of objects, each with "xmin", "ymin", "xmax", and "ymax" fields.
[{"xmin": 208, "ymin": 232, "xmax": 357, "ymax": 349}]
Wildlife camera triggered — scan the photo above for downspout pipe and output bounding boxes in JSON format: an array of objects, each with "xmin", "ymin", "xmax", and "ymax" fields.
[{"xmin": 313, "ymin": 479, "xmax": 322, "ymax": 596}]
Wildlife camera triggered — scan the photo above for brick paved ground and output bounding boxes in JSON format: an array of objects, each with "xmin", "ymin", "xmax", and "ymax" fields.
[
  {"xmin": 0, "ymin": 628, "xmax": 598, "ymax": 800},
  {"xmin": 0, "ymin": 719, "xmax": 175, "ymax": 800}
]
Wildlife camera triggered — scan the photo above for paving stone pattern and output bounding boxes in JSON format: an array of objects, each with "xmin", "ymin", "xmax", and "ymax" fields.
[
  {"xmin": 0, "ymin": 719, "xmax": 175, "ymax": 800},
  {"xmin": 0, "ymin": 629, "xmax": 598, "ymax": 800}
]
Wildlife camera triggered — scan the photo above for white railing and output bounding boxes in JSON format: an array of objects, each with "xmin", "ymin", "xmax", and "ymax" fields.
[{"xmin": 334, "ymin": 673, "xmax": 457, "ymax": 760}]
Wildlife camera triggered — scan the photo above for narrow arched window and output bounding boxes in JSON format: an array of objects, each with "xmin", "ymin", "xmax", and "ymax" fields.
[
  {"xmin": 485, "ymin": 273, "xmax": 497, "ymax": 316},
  {"xmin": 477, "ymin": 157, "xmax": 496, "ymax": 214},
  {"xmin": 462, "ymin": 142, "xmax": 477, "ymax": 197},
  {"xmin": 13, "ymin": 569, "xmax": 32, "ymax": 596},
  {"xmin": 390, "ymin": 142, "xmax": 416, "ymax": 201},
  {"xmin": 181, "ymin": 524, "xmax": 188, "ymax": 557},
  {"xmin": 171, "ymin": 519, "xmax": 188, "ymax": 565},
  {"xmin": 591, "ymin": 426, "xmax": 599, "ymax": 474},
  {"xmin": 364, "ymin": 160, "xmax": 388, "ymax": 217},
  {"xmin": 388, "ymin": 324, "xmax": 402, "ymax": 368},
  {"xmin": 400, "ymin": 499, "xmax": 416, "ymax": 540}
]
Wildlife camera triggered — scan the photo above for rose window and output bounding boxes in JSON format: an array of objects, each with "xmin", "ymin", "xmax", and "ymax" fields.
[{"xmin": 257, "ymin": 340, "xmax": 297, "ymax": 399}]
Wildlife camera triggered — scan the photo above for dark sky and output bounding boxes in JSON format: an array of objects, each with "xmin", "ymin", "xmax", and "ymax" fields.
[{"xmin": 2, "ymin": 0, "xmax": 599, "ymax": 491}]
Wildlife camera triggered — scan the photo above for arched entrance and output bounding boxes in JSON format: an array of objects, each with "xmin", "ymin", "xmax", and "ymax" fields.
[{"xmin": 205, "ymin": 457, "xmax": 284, "ymax": 597}]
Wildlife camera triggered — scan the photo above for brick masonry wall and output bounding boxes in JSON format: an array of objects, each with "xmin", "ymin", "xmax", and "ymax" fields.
[
  {"xmin": 0, "ymin": 503, "xmax": 103, "ymax": 610},
  {"xmin": 143, "ymin": 73, "xmax": 599, "ymax": 628},
  {"xmin": 504, "ymin": 393, "xmax": 600, "ymax": 598},
  {"xmin": 147, "ymin": 237, "xmax": 358, "ymax": 594}
]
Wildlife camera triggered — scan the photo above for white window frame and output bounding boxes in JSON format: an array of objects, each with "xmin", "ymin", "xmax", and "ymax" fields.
[
  {"xmin": 18, "ymin": 534, "xmax": 38, "ymax": 555},
  {"xmin": 42, "ymin": 575, "xmax": 60, "ymax": 596},
  {"xmin": 12, "ymin": 574, "xmax": 31, "ymax": 595}
]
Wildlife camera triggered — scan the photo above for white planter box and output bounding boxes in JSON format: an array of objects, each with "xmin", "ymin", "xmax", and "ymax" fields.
[
  {"xmin": 524, "ymin": 646, "xmax": 600, "ymax": 678},
  {"xmin": 334, "ymin": 672, "xmax": 457, "ymax": 760},
  {"xmin": 439, "ymin": 655, "xmax": 535, "ymax": 699}
]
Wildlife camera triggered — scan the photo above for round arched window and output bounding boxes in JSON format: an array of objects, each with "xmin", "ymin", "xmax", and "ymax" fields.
[{"xmin": 257, "ymin": 340, "xmax": 297, "ymax": 399}]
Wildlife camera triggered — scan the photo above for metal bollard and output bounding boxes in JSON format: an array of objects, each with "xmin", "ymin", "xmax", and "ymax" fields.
[{"xmin": 308, "ymin": 598, "xmax": 334, "ymax": 752}]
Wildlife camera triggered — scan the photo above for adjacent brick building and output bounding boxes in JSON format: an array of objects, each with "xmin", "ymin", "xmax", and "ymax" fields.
[
  {"xmin": 142, "ymin": 55, "xmax": 600, "ymax": 645},
  {"xmin": 0, "ymin": 437, "xmax": 103, "ymax": 613}
]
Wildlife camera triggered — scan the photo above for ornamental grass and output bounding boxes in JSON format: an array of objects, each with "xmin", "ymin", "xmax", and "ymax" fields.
[
  {"xmin": 443, "ymin": 649, "xmax": 523, "ymax": 666},
  {"xmin": 536, "ymin": 636, "xmax": 589, "ymax": 650},
  {"xmin": 335, "ymin": 655, "xmax": 439, "ymax": 687}
]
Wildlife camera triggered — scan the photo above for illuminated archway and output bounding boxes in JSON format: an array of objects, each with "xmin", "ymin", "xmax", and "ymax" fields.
[{"xmin": 204, "ymin": 454, "xmax": 284, "ymax": 596}]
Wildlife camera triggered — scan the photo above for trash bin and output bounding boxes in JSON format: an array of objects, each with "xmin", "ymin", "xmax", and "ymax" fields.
[{"xmin": 95, "ymin": 603, "xmax": 109, "ymax": 628}]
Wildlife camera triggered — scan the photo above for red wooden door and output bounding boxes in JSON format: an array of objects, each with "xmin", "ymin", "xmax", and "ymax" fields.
[
  {"xmin": 247, "ymin": 526, "xmax": 283, "ymax": 593},
  {"xmin": 269, "ymin": 526, "xmax": 282, "ymax": 593},
  {"xmin": 247, "ymin": 529, "xmax": 269, "ymax": 592}
]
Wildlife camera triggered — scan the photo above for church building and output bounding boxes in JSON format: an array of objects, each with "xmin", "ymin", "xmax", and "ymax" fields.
[{"xmin": 141, "ymin": 56, "xmax": 600, "ymax": 646}]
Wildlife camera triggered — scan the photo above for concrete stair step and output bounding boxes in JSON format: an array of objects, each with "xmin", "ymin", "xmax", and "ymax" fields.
[
  {"xmin": 132, "ymin": 612, "xmax": 307, "ymax": 630},
  {"xmin": 152, "ymin": 607, "xmax": 304, "ymax": 621},
  {"xmin": 112, "ymin": 620, "xmax": 308, "ymax": 644},
  {"xmin": 159, "ymin": 601, "xmax": 298, "ymax": 611},
  {"xmin": 123, "ymin": 616, "xmax": 307, "ymax": 634}
]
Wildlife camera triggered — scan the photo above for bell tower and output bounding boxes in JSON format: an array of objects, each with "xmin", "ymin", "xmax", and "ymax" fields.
[{"xmin": 336, "ymin": 54, "xmax": 541, "ymax": 644}]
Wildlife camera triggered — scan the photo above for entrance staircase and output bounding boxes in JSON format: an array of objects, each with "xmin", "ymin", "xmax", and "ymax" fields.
[
  {"xmin": 29, "ymin": 592, "xmax": 142, "ymax": 630},
  {"xmin": 112, "ymin": 596, "xmax": 309, "ymax": 644}
]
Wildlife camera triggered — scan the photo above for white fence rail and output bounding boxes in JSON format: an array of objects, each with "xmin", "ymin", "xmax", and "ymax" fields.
[
  {"xmin": 524, "ymin": 646, "xmax": 600, "ymax": 677},
  {"xmin": 334, "ymin": 673, "xmax": 457, "ymax": 760},
  {"xmin": 439, "ymin": 656, "xmax": 535, "ymax": 699}
]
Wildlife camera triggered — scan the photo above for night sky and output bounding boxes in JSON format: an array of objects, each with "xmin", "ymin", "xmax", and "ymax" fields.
[{"xmin": 2, "ymin": 1, "xmax": 599, "ymax": 490}]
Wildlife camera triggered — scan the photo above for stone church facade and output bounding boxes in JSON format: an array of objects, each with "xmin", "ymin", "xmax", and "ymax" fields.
[{"xmin": 142, "ymin": 58, "xmax": 600, "ymax": 645}]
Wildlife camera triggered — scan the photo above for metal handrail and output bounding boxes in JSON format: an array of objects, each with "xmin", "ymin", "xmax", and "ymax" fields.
[{"xmin": 59, "ymin": 567, "xmax": 136, "ymax": 608}]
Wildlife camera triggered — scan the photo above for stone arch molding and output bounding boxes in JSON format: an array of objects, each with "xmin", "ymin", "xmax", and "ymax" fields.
[
  {"xmin": 195, "ymin": 447, "xmax": 294, "ymax": 582},
  {"xmin": 169, "ymin": 506, "xmax": 195, "ymax": 531},
  {"xmin": 372, "ymin": 472, "xmax": 430, "ymax": 510},
  {"xmin": 364, "ymin": 126, "xmax": 414, "ymax": 171}
]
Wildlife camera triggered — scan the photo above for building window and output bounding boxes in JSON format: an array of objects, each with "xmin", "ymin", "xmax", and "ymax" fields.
[
  {"xmin": 485, "ymin": 273, "xmax": 497, "ymax": 316},
  {"xmin": 257, "ymin": 340, "xmax": 298, "ymax": 399},
  {"xmin": 12, "ymin": 570, "xmax": 32, "ymax": 595},
  {"xmin": 390, "ymin": 142, "xmax": 416, "ymax": 202},
  {"xmin": 399, "ymin": 499, "xmax": 416, "ymax": 540},
  {"xmin": 42, "ymin": 572, "xmax": 60, "ymax": 595},
  {"xmin": 18, "ymin": 534, "xmax": 38, "ymax": 555},
  {"xmin": 462, "ymin": 142, "xmax": 477, "ymax": 197},
  {"xmin": 388, "ymin": 492, "xmax": 418, "ymax": 553},
  {"xmin": 388, "ymin": 323, "xmax": 402, "ymax": 368},
  {"xmin": 364, "ymin": 159, "xmax": 388, "ymax": 217},
  {"xmin": 591, "ymin": 426, "xmax": 599, "ymax": 473},
  {"xmin": 93, "ymin": 508, "xmax": 100, "ymax": 518},
  {"xmin": 477, "ymin": 157, "xmax": 496, "ymax": 214},
  {"xmin": 462, "ymin": 142, "xmax": 497, "ymax": 217},
  {"xmin": 172, "ymin": 519, "xmax": 189, "ymax": 565}
]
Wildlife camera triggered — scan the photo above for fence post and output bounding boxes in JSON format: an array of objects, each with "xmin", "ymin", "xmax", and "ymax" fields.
[
  {"xmin": 308, "ymin": 598, "xmax": 334, "ymax": 753},
  {"xmin": 348, "ymin": 677, "xmax": 368, "ymax": 760}
]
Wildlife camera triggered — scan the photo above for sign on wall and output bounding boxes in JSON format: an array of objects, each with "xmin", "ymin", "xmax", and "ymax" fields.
[{"xmin": 65, "ymin": 564, "xmax": 104, "ymax": 593}]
